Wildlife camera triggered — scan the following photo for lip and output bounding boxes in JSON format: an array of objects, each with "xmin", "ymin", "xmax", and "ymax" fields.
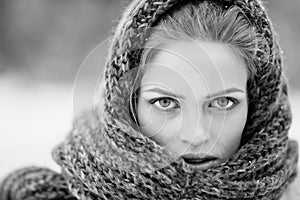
[{"xmin": 180, "ymin": 153, "xmax": 219, "ymax": 166}]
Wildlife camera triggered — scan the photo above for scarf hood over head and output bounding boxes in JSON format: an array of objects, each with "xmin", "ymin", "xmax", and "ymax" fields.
[{"xmin": 4, "ymin": 0, "xmax": 295, "ymax": 199}]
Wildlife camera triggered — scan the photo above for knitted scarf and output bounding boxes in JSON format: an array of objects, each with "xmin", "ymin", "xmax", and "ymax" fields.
[{"xmin": 0, "ymin": 0, "xmax": 298, "ymax": 199}]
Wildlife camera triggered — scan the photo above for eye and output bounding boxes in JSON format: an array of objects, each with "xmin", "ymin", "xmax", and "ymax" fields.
[
  {"xmin": 209, "ymin": 97, "xmax": 239, "ymax": 111},
  {"xmin": 149, "ymin": 97, "xmax": 180, "ymax": 112}
]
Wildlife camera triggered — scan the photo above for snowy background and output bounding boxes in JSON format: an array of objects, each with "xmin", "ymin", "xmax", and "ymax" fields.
[
  {"xmin": 1, "ymin": 0, "xmax": 300, "ymax": 179},
  {"xmin": 1, "ymin": 75, "xmax": 299, "ymax": 179}
]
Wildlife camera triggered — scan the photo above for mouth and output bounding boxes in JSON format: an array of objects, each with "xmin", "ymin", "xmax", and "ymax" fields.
[{"xmin": 181, "ymin": 153, "xmax": 219, "ymax": 166}]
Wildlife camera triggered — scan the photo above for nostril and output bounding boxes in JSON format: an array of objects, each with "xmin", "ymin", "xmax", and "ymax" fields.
[{"xmin": 179, "ymin": 130, "xmax": 210, "ymax": 146}]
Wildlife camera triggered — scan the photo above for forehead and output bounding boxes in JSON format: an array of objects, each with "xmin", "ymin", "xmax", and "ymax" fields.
[{"xmin": 141, "ymin": 41, "xmax": 248, "ymax": 95}]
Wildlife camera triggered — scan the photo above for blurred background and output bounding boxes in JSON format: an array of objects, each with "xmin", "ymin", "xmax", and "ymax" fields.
[{"xmin": 0, "ymin": 0, "xmax": 299, "ymax": 178}]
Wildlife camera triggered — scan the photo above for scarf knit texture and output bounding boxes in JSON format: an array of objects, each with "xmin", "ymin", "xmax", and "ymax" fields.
[{"xmin": 1, "ymin": 0, "xmax": 299, "ymax": 199}]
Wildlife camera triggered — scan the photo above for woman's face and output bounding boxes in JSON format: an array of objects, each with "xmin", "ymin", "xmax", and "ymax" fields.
[{"xmin": 136, "ymin": 40, "xmax": 248, "ymax": 163}]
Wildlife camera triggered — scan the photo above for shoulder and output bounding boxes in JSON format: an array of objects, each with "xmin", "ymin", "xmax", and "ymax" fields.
[
  {"xmin": 0, "ymin": 166, "xmax": 75, "ymax": 200},
  {"xmin": 281, "ymin": 169, "xmax": 300, "ymax": 200}
]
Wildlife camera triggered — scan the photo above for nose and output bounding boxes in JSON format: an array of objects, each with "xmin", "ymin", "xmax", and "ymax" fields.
[{"xmin": 178, "ymin": 120, "xmax": 211, "ymax": 146}]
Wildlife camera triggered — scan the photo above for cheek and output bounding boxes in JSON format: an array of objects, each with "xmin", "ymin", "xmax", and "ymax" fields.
[
  {"xmin": 137, "ymin": 100, "xmax": 171, "ymax": 137},
  {"xmin": 137, "ymin": 100, "xmax": 180, "ymax": 145},
  {"xmin": 211, "ymin": 104, "xmax": 248, "ymax": 156},
  {"xmin": 224, "ymin": 111, "xmax": 247, "ymax": 137}
]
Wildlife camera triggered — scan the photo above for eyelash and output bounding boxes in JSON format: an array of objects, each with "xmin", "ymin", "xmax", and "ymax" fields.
[
  {"xmin": 149, "ymin": 97, "xmax": 180, "ymax": 113},
  {"xmin": 209, "ymin": 97, "xmax": 239, "ymax": 111},
  {"xmin": 149, "ymin": 96, "xmax": 239, "ymax": 113}
]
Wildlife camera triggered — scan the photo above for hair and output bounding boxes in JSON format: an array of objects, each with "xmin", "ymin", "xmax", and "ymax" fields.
[{"xmin": 129, "ymin": 1, "xmax": 260, "ymax": 127}]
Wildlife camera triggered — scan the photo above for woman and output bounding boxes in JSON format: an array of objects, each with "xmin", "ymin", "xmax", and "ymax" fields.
[{"xmin": 0, "ymin": 0, "xmax": 299, "ymax": 199}]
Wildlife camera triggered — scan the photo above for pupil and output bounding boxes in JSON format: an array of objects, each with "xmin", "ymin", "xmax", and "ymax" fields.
[
  {"xmin": 160, "ymin": 99, "xmax": 170, "ymax": 107},
  {"xmin": 218, "ymin": 98, "xmax": 228, "ymax": 107}
]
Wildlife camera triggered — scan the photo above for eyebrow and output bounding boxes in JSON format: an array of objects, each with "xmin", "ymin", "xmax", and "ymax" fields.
[{"xmin": 142, "ymin": 87, "xmax": 245, "ymax": 99}]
